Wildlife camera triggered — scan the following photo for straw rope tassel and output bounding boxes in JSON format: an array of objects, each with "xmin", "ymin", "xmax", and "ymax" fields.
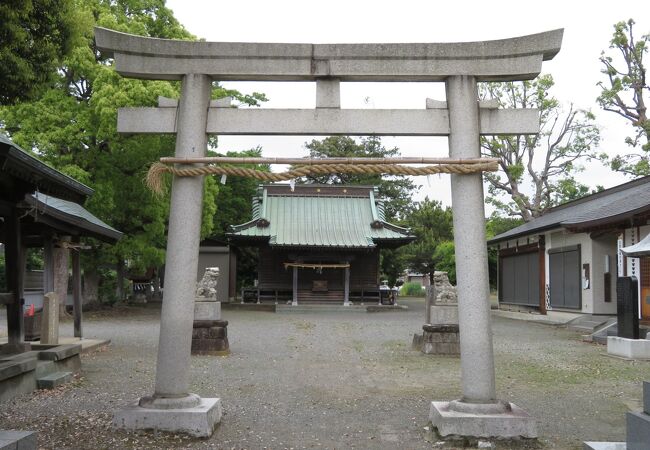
[{"xmin": 145, "ymin": 160, "xmax": 498, "ymax": 195}]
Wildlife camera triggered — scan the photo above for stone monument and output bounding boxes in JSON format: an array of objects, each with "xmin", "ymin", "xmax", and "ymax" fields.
[
  {"xmin": 96, "ymin": 26, "xmax": 561, "ymax": 439},
  {"xmin": 192, "ymin": 268, "xmax": 229, "ymax": 356},
  {"xmin": 413, "ymin": 272, "xmax": 460, "ymax": 355}
]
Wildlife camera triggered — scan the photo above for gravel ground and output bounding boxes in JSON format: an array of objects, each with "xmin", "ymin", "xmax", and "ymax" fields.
[{"xmin": 0, "ymin": 299, "xmax": 647, "ymax": 449}]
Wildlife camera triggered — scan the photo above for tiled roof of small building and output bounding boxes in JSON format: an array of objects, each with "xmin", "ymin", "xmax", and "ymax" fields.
[
  {"xmin": 228, "ymin": 184, "xmax": 414, "ymax": 248},
  {"xmin": 26, "ymin": 193, "xmax": 122, "ymax": 242},
  {"xmin": 489, "ymin": 176, "xmax": 650, "ymax": 244}
]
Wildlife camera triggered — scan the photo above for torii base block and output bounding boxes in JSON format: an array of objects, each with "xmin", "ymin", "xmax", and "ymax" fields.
[
  {"xmin": 429, "ymin": 401, "xmax": 537, "ymax": 439},
  {"xmin": 113, "ymin": 397, "xmax": 222, "ymax": 438}
]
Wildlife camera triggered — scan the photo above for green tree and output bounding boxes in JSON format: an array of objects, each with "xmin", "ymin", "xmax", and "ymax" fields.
[
  {"xmin": 0, "ymin": 0, "xmax": 77, "ymax": 105},
  {"xmin": 402, "ymin": 199, "xmax": 454, "ymax": 284},
  {"xmin": 210, "ymin": 147, "xmax": 270, "ymax": 290},
  {"xmin": 0, "ymin": 0, "xmax": 265, "ymax": 303},
  {"xmin": 480, "ymin": 75, "xmax": 600, "ymax": 221},
  {"xmin": 432, "ymin": 241, "xmax": 456, "ymax": 285},
  {"xmin": 598, "ymin": 19, "xmax": 649, "ymax": 176},
  {"xmin": 301, "ymin": 136, "xmax": 418, "ymax": 220}
]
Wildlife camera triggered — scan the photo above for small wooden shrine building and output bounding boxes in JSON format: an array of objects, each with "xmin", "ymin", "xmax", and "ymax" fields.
[
  {"xmin": 228, "ymin": 184, "xmax": 414, "ymax": 304},
  {"xmin": 1, "ymin": 135, "xmax": 122, "ymax": 352}
]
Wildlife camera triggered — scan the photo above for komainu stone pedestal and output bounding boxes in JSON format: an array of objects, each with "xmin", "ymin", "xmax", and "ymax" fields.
[
  {"xmin": 429, "ymin": 400, "xmax": 537, "ymax": 439},
  {"xmin": 113, "ymin": 396, "xmax": 222, "ymax": 437},
  {"xmin": 191, "ymin": 268, "xmax": 229, "ymax": 355},
  {"xmin": 191, "ymin": 320, "xmax": 229, "ymax": 355},
  {"xmin": 420, "ymin": 324, "xmax": 460, "ymax": 355}
]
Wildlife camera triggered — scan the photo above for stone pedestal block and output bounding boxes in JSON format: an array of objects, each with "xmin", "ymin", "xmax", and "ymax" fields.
[
  {"xmin": 430, "ymin": 305, "xmax": 458, "ymax": 325},
  {"xmin": 419, "ymin": 324, "xmax": 460, "ymax": 356},
  {"xmin": 40, "ymin": 293, "xmax": 59, "ymax": 345},
  {"xmin": 191, "ymin": 320, "xmax": 229, "ymax": 355},
  {"xmin": 429, "ymin": 401, "xmax": 537, "ymax": 438},
  {"xmin": 607, "ymin": 336, "xmax": 650, "ymax": 360},
  {"xmin": 194, "ymin": 299, "xmax": 220, "ymax": 321},
  {"xmin": 113, "ymin": 397, "xmax": 221, "ymax": 437}
]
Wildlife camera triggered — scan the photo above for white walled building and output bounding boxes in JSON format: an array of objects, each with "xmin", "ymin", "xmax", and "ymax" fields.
[{"xmin": 489, "ymin": 176, "xmax": 650, "ymax": 320}]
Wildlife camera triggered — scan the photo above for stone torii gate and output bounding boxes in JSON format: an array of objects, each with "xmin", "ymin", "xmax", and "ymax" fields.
[{"xmin": 96, "ymin": 27, "xmax": 562, "ymax": 439}]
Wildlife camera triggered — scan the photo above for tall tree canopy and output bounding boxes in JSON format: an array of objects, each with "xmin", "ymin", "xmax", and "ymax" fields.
[
  {"xmin": 479, "ymin": 75, "xmax": 600, "ymax": 221},
  {"xmin": 301, "ymin": 136, "xmax": 418, "ymax": 220},
  {"xmin": 401, "ymin": 198, "xmax": 454, "ymax": 283},
  {"xmin": 0, "ymin": 0, "xmax": 77, "ymax": 105},
  {"xmin": 0, "ymin": 0, "xmax": 266, "ymax": 302},
  {"xmin": 598, "ymin": 19, "xmax": 649, "ymax": 176}
]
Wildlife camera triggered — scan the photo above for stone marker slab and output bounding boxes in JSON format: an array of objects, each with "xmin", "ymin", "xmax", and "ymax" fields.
[
  {"xmin": 0, "ymin": 430, "xmax": 37, "ymax": 450},
  {"xmin": 113, "ymin": 397, "xmax": 222, "ymax": 437},
  {"xmin": 644, "ymin": 381, "xmax": 649, "ymax": 414},
  {"xmin": 40, "ymin": 292, "xmax": 59, "ymax": 345},
  {"xmin": 617, "ymin": 277, "xmax": 640, "ymax": 339},
  {"xmin": 429, "ymin": 401, "xmax": 537, "ymax": 438},
  {"xmin": 626, "ymin": 410, "xmax": 650, "ymax": 450}
]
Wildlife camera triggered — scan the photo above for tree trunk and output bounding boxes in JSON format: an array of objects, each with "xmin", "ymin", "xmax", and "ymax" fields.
[
  {"xmin": 116, "ymin": 258, "xmax": 125, "ymax": 302},
  {"xmin": 83, "ymin": 269, "xmax": 100, "ymax": 305},
  {"xmin": 53, "ymin": 242, "xmax": 70, "ymax": 315}
]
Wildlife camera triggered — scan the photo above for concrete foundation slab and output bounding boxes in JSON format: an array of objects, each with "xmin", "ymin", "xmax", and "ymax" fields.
[
  {"xmin": 0, "ymin": 430, "xmax": 37, "ymax": 450},
  {"xmin": 607, "ymin": 337, "xmax": 650, "ymax": 360},
  {"xmin": 429, "ymin": 401, "xmax": 537, "ymax": 438},
  {"xmin": 583, "ymin": 443, "xmax": 626, "ymax": 450},
  {"xmin": 113, "ymin": 397, "xmax": 221, "ymax": 437}
]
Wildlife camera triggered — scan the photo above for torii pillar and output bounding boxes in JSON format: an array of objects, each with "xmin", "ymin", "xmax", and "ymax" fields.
[
  {"xmin": 112, "ymin": 75, "xmax": 222, "ymax": 436},
  {"xmin": 95, "ymin": 26, "xmax": 562, "ymax": 439}
]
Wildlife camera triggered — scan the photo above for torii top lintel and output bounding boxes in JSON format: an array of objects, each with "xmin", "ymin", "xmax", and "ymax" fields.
[{"xmin": 94, "ymin": 27, "xmax": 563, "ymax": 82}]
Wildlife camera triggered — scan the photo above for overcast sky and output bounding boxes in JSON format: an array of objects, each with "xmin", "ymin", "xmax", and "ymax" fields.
[{"xmin": 165, "ymin": 0, "xmax": 650, "ymax": 209}]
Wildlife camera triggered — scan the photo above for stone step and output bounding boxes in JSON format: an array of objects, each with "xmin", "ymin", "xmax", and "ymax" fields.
[
  {"xmin": 37, "ymin": 371, "xmax": 73, "ymax": 389},
  {"xmin": 0, "ymin": 430, "xmax": 37, "ymax": 450},
  {"xmin": 277, "ymin": 304, "xmax": 367, "ymax": 313}
]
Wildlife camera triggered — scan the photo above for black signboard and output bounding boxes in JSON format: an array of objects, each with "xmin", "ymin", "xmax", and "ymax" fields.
[{"xmin": 616, "ymin": 276, "xmax": 640, "ymax": 339}]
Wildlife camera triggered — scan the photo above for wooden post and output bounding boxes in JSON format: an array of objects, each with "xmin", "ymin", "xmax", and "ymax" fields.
[
  {"xmin": 228, "ymin": 250, "xmax": 237, "ymax": 302},
  {"xmin": 43, "ymin": 236, "xmax": 55, "ymax": 293},
  {"xmin": 343, "ymin": 265, "xmax": 350, "ymax": 306},
  {"xmin": 72, "ymin": 238, "xmax": 83, "ymax": 338},
  {"xmin": 292, "ymin": 266, "xmax": 298, "ymax": 306},
  {"xmin": 4, "ymin": 210, "xmax": 27, "ymax": 351}
]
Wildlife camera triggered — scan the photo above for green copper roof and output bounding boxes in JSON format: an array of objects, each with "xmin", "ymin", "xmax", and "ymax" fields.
[
  {"xmin": 26, "ymin": 193, "xmax": 123, "ymax": 242},
  {"xmin": 229, "ymin": 185, "xmax": 414, "ymax": 248}
]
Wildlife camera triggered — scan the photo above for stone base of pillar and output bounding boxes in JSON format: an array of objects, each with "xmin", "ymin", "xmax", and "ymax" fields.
[
  {"xmin": 429, "ymin": 400, "xmax": 537, "ymax": 439},
  {"xmin": 191, "ymin": 320, "xmax": 229, "ymax": 355},
  {"xmin": 113, "ymin": 397, "xmax": 222, "ymax": 437}
]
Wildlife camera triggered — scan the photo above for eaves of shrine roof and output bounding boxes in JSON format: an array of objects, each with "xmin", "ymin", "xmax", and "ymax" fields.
[
  {"xmin": 228, "ymin": 184, "xmax": 415, "ymax": 249},
  {"xmin": 0, "ymin": 134, "xmax": 93, "ymax": 203},
  {"xmin": 23, "ymin": 193, "xmax": 123, "ymax": 243},
  {"xmin": 488, "ymin": 175, "xmax": 650, "ymax": 244}
]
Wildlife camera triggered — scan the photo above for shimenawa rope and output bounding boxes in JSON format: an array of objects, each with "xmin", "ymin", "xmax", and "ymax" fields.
[{"xmin": 145, "ymin": 159, "xmax": 498, "ymax": 195}]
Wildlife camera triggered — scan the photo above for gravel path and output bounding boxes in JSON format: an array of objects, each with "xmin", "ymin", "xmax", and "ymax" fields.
[{"xmin": 0, "ymin": 300, "xmax": 646, "ymax": 449}]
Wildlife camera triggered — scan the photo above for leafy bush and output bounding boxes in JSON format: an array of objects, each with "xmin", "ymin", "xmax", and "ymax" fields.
[{"xmin": 400, "ymin": 281, "xmax": 424, "ymax": 297}]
